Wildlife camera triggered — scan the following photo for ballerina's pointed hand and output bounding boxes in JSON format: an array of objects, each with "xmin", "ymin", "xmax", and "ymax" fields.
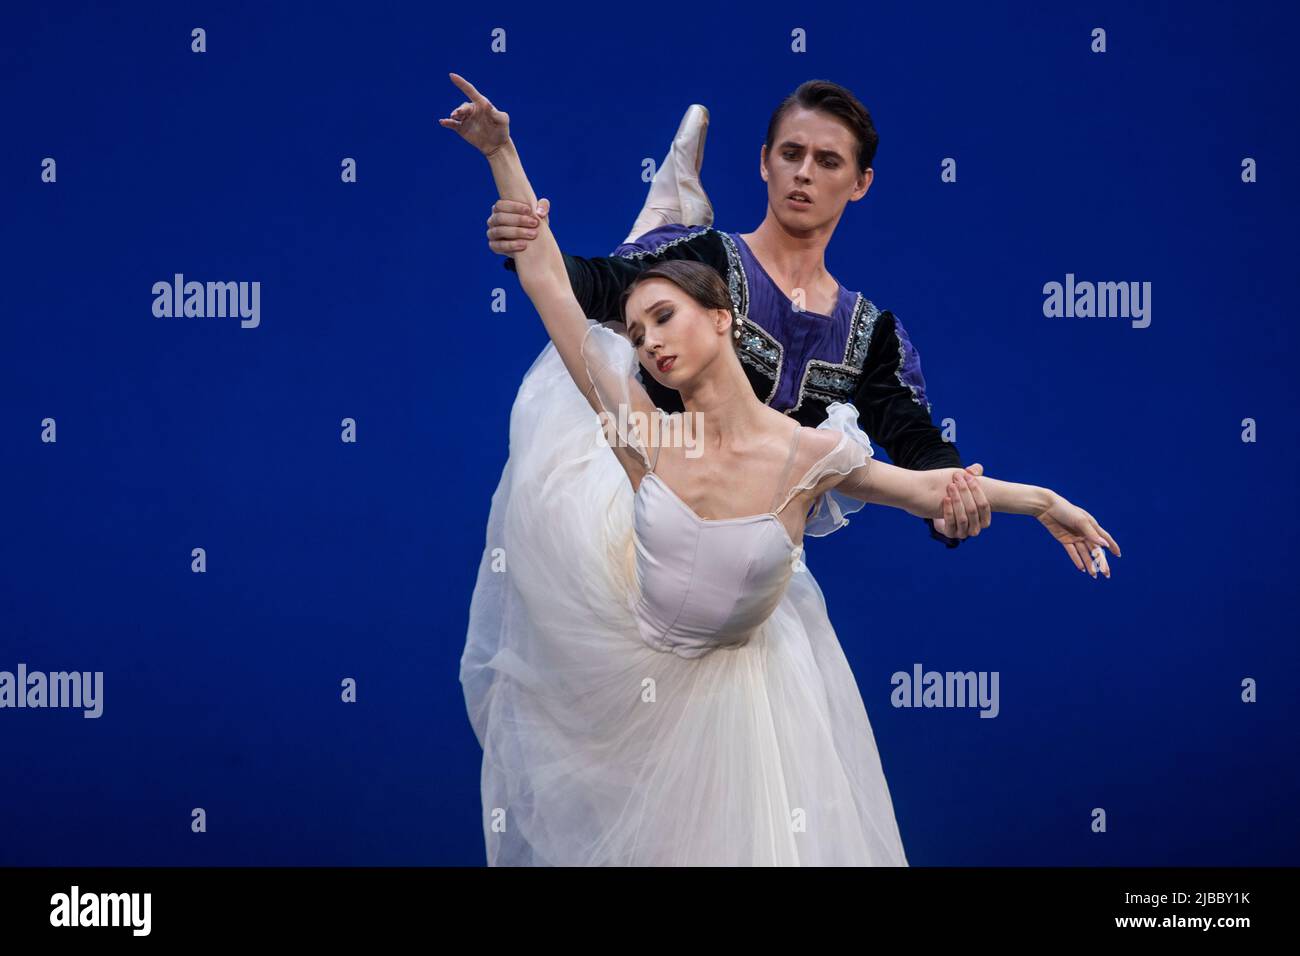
[{"xmin": 439, "ymin": 72, "xmax": 511, "ymax": 157}]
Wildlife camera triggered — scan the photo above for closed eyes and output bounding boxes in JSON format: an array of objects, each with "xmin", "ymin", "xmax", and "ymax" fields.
[{"xmin": 633, "ymin": 310, "xmax": 673, "ymax": 349}]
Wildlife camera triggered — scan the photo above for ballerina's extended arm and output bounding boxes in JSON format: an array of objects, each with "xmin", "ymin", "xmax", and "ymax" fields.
[
  {"xmin": 440, "ymin": 73, "xmax": 658, "ymax": 478},
  {"xmin": 831, "ymin": 457, "xmax": 1122, "ymax": 577}
]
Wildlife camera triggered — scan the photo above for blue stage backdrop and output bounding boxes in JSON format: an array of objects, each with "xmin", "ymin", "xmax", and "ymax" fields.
[{"xmin": 3, "ymin": 1, "xmax": 1297, "ymax": 866}]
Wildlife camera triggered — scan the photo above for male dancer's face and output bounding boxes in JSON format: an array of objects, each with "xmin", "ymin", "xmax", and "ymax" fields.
[{"xmin": 759, "ymin": 106, "xmax": 873, "ymax": 237}]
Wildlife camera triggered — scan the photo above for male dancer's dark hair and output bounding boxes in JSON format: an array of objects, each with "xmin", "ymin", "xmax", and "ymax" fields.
[{"xmin": 765, "ymin": 80, "xmax": 879, "ymax": 175}]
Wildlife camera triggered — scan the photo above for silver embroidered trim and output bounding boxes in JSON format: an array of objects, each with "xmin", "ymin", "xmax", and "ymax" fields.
[
  {"xmin": 785, "ymin": 294, "xmax": 880, "ymax": 415},
  {"xmin": 718, "ymin": 232, "xmax": 781, "ymax": 404},
  {"xmin": 613, "ymin": 225, "xmax": 715, "ymax": 261},
  {"xmin": 891, "ymin": 312, "xmax": 931, "ymax": 413}
]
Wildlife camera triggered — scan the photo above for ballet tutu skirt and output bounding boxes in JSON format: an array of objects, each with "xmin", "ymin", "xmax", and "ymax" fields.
[{"xmin": 460, "ymin": 325, "xmax": 909, "ymax": 866}]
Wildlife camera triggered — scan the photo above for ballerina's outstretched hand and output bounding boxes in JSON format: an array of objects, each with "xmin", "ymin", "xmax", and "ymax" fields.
[
  {"xmin": 929, "ymin": 467, "xmax": 1120, "ymax": 579},
  {"xmin": 1030, "ymin": 485, "xmax": 1121, "ymax": 578},
  {"xmin": 439, "ymin": 72, "xmax": 511, "ymax": 158},
  {"xmin": 936, "ymin": 467, "xmax": 1120, "ymax": 577}
]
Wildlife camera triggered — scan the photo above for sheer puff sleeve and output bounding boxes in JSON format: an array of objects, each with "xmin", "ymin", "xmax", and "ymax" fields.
[
  {"xmin": 792, "ymin": 402, "xmax": 876, "ymax": 537},
  {"xmin": 579, "ymin": 319, "xmax": 662, "ymax": 472}
]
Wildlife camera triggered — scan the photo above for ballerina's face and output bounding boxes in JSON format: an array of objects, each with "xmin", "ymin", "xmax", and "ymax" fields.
[
  {"xmin": 624, "ymin": 278, "xmax": 733, "ymax": 388},
  {"xmin": 761, "ymin": 106, "xmax": 873, "ymax": 231}
]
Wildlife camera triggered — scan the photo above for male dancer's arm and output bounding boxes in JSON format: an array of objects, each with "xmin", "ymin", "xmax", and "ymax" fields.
[{"xmin": 853, "ymin": 309, "xmax": 968, "ymax": 549}]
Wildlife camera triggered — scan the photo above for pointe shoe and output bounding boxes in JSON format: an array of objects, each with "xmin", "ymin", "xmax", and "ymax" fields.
[
  {"xmin": 622, "ymin": 104, "xmax": 715, "ymax": 244},
  {"xmin": 674, "ymin": 104, "xmax": 713, "ymax": 227}
]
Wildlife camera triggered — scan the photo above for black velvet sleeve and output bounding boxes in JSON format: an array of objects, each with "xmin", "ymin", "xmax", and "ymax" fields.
[{"xmin": 852, "ymin": 309, "xmax": 966, "ymax": 549}]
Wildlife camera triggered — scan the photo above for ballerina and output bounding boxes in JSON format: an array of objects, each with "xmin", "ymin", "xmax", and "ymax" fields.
[{"xmin": 442, "ymin": 73, "xmax": 1121, "ymax": 866}]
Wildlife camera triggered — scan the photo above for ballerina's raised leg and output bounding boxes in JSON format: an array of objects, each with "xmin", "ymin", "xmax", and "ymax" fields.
[{"xmin": 621, "ymin": 104, "xmax": 714, "ymax": 244}]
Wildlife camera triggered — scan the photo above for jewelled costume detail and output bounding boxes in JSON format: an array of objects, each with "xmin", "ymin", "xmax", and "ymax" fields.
[{"xmin": 462, "ymin": 318, "xmax": 908, "ymax": 865}]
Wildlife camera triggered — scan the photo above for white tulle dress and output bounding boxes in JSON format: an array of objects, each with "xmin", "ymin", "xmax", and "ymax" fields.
[{"xmin": 460, "ymin": 319, "xmax": 909, "ymax": 866}]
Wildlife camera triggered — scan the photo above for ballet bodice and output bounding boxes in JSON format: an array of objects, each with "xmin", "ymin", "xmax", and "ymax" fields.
[
  {"xmin": 630, "ymin": 470, "xmax": 803, "ymax": 659},
  {"xmin": 580, "ymin": 319, "xmax": 877, "ymax": 658}
]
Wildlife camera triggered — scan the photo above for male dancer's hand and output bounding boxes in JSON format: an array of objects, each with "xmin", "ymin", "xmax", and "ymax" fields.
[
  {"xmin": 487, "ymin": 197, "xmax": 549, "ymax": 255},
  {"xmin": 932, "ymin": 463, "xmax": 991, "ymax": 539},
  {"xmin": 440, "ymin": 72, "xmax": 512, "ymax": 158}
]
